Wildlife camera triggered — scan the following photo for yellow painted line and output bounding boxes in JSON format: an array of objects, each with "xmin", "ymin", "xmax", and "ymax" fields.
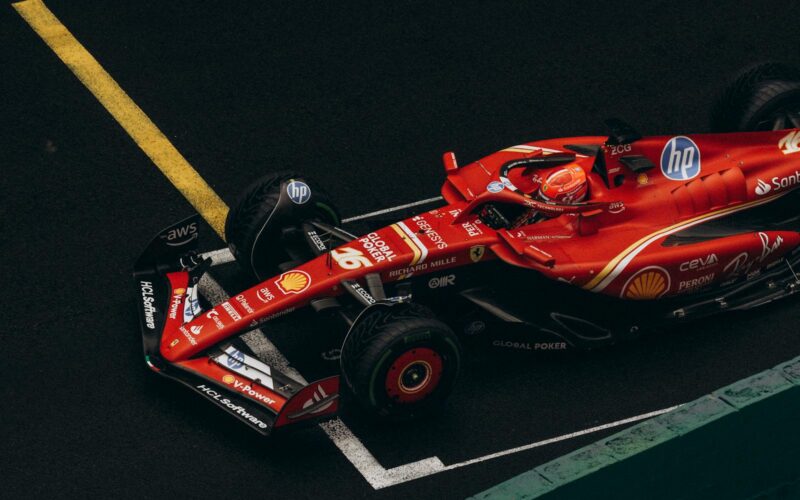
[{"xmin": 13, "ymin": 0, "xmax": 228, "ymax": 239}]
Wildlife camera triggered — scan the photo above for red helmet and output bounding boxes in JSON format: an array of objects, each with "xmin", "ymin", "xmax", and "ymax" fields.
[{"xmin": 538, "ymin": 165, "xmax": 588, "ymax": 203}]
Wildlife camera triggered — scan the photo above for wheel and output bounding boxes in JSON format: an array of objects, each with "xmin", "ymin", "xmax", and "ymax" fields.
[
  {"xmin": 710, "ymin": 62, "xmax": 800, "ymax": 132},
  {"xmin": 225, "ymin": 171, "xmax": 340, "ymax": 280},
  {"xmin": 340, "ymin": 303, "xmax": 463, "ymax": 420}
]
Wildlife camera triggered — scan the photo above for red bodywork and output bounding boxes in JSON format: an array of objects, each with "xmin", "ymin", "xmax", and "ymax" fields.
[{"xmin": 155, "ymin": 128, "xmax": 800, "ymax": 429}]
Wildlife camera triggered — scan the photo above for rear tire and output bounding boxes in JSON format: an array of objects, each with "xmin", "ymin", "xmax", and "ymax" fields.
[
  {"xmin": 225, "ymin": 172, "xmax": 340, "ymax": 281},
  {"xmin": 340, "ymin": 303, "xmax": 462, "ymax": 420},
  {"xmin": 710, "ymin": 63, "xmax": 800, "ymax": 132}
]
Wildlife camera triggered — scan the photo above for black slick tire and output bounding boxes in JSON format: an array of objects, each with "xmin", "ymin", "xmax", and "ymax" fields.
[
  {"xmin": 225, "ymin": 172, "xmax": 340, "ymax": 280},
  {"xmin": 340, "ymin": 303, "xmax": 462, "ymax": 420}
]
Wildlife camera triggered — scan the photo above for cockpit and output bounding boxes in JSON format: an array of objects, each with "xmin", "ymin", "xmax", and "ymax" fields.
[{"xmin": 477, "ymin": 153, "xmax": 593, "ymax": 229}]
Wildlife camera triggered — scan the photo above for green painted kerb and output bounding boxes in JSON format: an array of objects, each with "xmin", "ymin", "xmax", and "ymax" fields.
[{"xmin": 470, "ymin": 355, "xmax": 800, "ymax": 500}]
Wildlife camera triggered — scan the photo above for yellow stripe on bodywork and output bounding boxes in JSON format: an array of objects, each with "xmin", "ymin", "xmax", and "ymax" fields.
[
  {"xmin": 390, "ymin": 224, "xmax": 422, "ymax": 265},
  {"xmin": 584, "ymin": 194, "xmax": 783, "ymax": 291}
]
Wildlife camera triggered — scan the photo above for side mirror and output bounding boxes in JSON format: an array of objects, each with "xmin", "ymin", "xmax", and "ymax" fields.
[{"xmin": 442, "ymin": 151, "xmax": 458, "ymax": 172}]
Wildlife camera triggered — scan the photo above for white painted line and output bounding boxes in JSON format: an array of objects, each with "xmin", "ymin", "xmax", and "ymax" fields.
[
  {"xmin": 202, "ymin": 248, "xmax": 236, "ymax": 266},
  {"xmin": 347, "ymin": 404, "xmax": 679, "ymax": 489},
  {"xmin": 341, "ymin": 196, "xmax": 443, "ymax": 223},
  {"xmin": 197, "ymin": 273, "xmax": 680, "ymax": 490},
  {"xmin": 436, "ymin": 404, "xmax": 680, "ymax": 473},
  {"xmin": 202, "ymin": 196, "xmax": 443, "ymax": 266}
]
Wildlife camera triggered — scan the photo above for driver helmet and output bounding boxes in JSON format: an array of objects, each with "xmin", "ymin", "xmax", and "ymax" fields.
[{"xmin": 537, "ymin": 164, "xmax": 588, "ymax": 204}]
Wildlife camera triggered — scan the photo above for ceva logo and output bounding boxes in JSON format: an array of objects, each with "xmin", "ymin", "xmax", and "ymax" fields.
[
  {"xmin": 660, "ymin": 136, "xmax": 701, "ymax": 181},
  {"xmin": 755, "ymin": 179, "xmax": 772, "ymax": 196}
]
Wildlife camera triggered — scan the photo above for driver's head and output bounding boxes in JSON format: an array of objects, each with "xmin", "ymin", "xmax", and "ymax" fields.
[{"xmin": 538, "ymin": 164, "xmax": 588, "ymax": 204}]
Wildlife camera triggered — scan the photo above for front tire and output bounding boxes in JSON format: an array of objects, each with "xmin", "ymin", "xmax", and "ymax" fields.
[
  {"xmin": 340, "ymin": 303, "xmax": 463, "ymax": 420},
  {"xmin": 225, "ymin": 172, "xmax": 340, "ymax": 281}
]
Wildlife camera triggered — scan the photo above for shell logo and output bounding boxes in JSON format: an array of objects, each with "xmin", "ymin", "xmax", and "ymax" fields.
[
  {"xmin": 173, "ymin": 288, "xmax": 186, "ymax": 295},
  {"xmin": 222, "ymin": 374, "xmax": 235, "ymax": 384},
  {"xmin": 621, "ymin": 266, "xmax": 670, "ymax": 300},
  {"xmin": 275, "ymin": 270, "xmax": 311, "ymax": 295}
]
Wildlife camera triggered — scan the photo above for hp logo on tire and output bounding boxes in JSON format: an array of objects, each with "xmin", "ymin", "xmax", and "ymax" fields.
[
  {"xmin": 660, "ymin": 136, "xmax": 701, "ymax": 181},
  {"xmin": 286, "ymin": 180, "xmax": 311, "ymax": 204}
]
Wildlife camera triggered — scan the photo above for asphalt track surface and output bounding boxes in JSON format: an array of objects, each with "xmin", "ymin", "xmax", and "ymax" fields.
[{"xmin": 4, "ymin": 1, "xmax": 800, "ymax": 498}]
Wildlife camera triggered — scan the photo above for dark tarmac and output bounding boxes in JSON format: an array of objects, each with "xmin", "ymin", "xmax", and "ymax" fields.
[{"xmin": 4, "ymin": 1, "xmax": 800, "ymax": 497}]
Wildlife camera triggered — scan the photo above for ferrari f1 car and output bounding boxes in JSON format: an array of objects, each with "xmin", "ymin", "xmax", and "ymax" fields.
[{"xmin": 135, "ymin": 63, "xmax": 800, "ymax": 435}]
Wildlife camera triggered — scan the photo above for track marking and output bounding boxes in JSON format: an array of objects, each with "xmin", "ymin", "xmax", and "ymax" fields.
[
  {"xmin": 341, "ymin": 196, "xmax": 443, "ymax": 223},
  {"xmin": 201, "ymin": 272, "xmax": 678, "ymax": 489},
  {"xmin": 13, "ymin": 0, "xmax": 229, "ymax": 238},
  {"xmin": 202, "ymin": 248, "xmax": 237, "ymax": 266},
  {"xmin": 436, "ymin": 405, "xmax": 679, "ymax": 472},
  {"xmin": 14, "ymin": 0, "xmax": 436, "ymax": 241},
  {"xmin": 327, "ymin": 405, "xmax": 679, "ymax": 489}
]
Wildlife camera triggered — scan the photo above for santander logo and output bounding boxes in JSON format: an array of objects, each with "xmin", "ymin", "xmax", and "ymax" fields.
[
  {"xmin": 756, "ymin": 171, "xmax": 800, "ymax": 196},
  {"xmin": 755, "ymin": 179, "xmax": 771, "ymax": 196}
]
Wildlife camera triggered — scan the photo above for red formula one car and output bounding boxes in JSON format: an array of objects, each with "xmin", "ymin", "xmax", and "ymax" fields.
[{"xmin": 135, "ymin": 64, "xmax": 800, "ymax": 435}]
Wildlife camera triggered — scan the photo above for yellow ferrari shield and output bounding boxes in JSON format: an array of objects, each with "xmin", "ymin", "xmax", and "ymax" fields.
[{"xmin": 469, "ymin": 245, "xmax": 485, "ymax": 263}]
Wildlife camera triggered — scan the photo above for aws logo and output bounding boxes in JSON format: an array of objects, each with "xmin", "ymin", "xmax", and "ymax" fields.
[{"xmin": 160, "ymin": 222, "xmax": 198, "ymax": 246}]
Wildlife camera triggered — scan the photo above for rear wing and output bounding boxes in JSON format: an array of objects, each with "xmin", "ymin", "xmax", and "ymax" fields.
[{"xmin": 133, "ymin": 215, "xmax": 340, "ymax": 435}]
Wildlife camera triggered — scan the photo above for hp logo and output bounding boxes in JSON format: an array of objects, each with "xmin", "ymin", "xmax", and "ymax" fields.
[
  {"xmin": 286, "ymin": 180, "xmax": 311, "ymax": 204},
  {"xmin": 660, "ymin": 136, "xmax": 701, "ymax": 181},
  {"xmin": 486, "ymin": 181, "xmax": 505, "ymax": 193},
  {"xmin": 226, "ymin": 349, "xmax": 245, "ymax": 369}
]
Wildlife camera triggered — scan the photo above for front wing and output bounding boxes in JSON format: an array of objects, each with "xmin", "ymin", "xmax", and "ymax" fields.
[{"xmin": 133, "ymin": 215, "xmax": 340, "ymax": 436}]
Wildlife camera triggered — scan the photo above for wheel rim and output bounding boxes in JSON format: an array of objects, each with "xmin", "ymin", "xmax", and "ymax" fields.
[
  {"xmin": 753, "ymin": 105, "xmax": 800, "ymax": 131},
  {"xmin": 385, "ymin": 347, "xmax": 443, "ymax": 404}
]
